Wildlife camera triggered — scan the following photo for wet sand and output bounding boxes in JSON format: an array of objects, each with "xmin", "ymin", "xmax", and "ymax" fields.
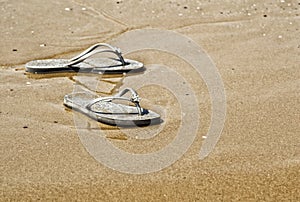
[{"xmin": 1, "ymin": 0, "xmax": 299, "ymax": 201}]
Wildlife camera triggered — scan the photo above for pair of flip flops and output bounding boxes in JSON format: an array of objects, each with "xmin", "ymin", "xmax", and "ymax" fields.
[{"xmin": 26, "ymin": 43, "xmax": 160, "ymax": 126}]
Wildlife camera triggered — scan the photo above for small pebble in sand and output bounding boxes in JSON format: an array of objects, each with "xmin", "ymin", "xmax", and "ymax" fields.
[
  {"xmin": 178, "ymin": 13, "xmax": 183, "ymax": 16},
  {"xmin": 202, "ymin": 136, "xmax": 207, "ymax": 139},
  {"xmin": 289, "ymin": 22, "xmax": 293, "ymax": 25},
  {"xmin": 14, "ymin": 67, "xmax": 24, "ymax": 71},
  {"xmin": 31, "ymin": 30, "xmax": 34, "ymax": 34},
  {"xmin": 23, "ymin": 126, "xmax": 28, "ymax": 129},
  {"xmin": 263, "ymin": 33, "xmax": 266, "ymax": 36},
  {"xmin": 81, "ymin": 7, "xmax": 87, "ymax": 11},
  {"xmin": 26, "ymin": 82, "xmax": 31, "ymax": 85},
  {"xmin": 278, "ymin": 35, "xmax": 283, "ymax": 39},
  {"xmin": 12, "ymin": 49, "xmax": 17, "ymax": 52},
  {"xmin": 64, "ymin": 7, "xmax": 72, "ymax": 11},
  {"xmin": 280, "ymin": 0, "xmax": 285, "ymax": 3},
  {"xmin": 196, "ymin": 7, "xmax": 200, "ymax": 10},
  {"xmin": 40, "ymin": 44, "xmax": 46, "ymax": 47}
]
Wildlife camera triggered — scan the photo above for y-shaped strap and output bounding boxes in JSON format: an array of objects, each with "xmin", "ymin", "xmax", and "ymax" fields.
[
  {"xmin": 85, "ymin": 88, "xmax": 143, "ymax": 115},
  {"xmin": 67, "ymin": 43, "xmax": 126, "ymax": 66}
]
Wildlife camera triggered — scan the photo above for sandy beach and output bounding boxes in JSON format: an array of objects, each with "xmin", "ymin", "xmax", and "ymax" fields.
[{"xmin": 1, "ymin": 0, "xmax": 299, "ymax": 201}]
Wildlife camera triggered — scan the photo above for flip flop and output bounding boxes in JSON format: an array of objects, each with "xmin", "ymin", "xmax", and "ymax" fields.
[
  {"xmin": 64, "ymin": 88, "xmax": 161, "ymax": 126},
  {"xmin": 25, "ymin": 43, "xmax": 143, "ymax": 74}
]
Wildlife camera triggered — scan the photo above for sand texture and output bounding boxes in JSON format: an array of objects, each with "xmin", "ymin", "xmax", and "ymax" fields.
[{"xmin": 1, "ymin": 0, "xmax": 299, "ymax": 201}]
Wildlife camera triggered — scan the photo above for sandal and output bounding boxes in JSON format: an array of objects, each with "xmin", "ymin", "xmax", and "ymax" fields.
[
  {"xmin": 64, "ymin": 88, "xmax": 161, "ymax": 126},
  {"xmin": 25, "ymin": 43, "xmax": 143, "ymax": 74}
]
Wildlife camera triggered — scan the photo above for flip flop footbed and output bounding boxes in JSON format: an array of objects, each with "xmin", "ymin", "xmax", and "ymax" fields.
[{"xmin": 64, "ymin": 93, "xmax": 160, "ymax": 126}]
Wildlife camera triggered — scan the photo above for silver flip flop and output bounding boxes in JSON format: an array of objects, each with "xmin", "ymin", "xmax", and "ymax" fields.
[
  {"xmin": 25, "ymin": 43, "xmax": 143, "ymax": 74},
  {"xmin": 64, "ymin": 88, "xmax": 161, "ymax": 126}
]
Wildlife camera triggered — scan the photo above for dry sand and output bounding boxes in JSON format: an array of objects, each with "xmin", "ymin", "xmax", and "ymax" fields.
[{"xmin": 1, "ymin": 0, "xmax": 299, "ymax": 201}]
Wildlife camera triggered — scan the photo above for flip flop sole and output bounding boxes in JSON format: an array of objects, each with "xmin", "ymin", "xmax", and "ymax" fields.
[
  {"xmin": 25, "ymin": 58, "xmax": 143, "ymax": 74},
  {"xmin": 64, "ymin": 93, "xmax": 161, "ymax": 127}
]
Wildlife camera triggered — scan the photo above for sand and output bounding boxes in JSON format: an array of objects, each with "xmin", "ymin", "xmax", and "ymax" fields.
[{"xmin": 1, "ymin": 0, "xmax": 299, "ymax": 201}]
